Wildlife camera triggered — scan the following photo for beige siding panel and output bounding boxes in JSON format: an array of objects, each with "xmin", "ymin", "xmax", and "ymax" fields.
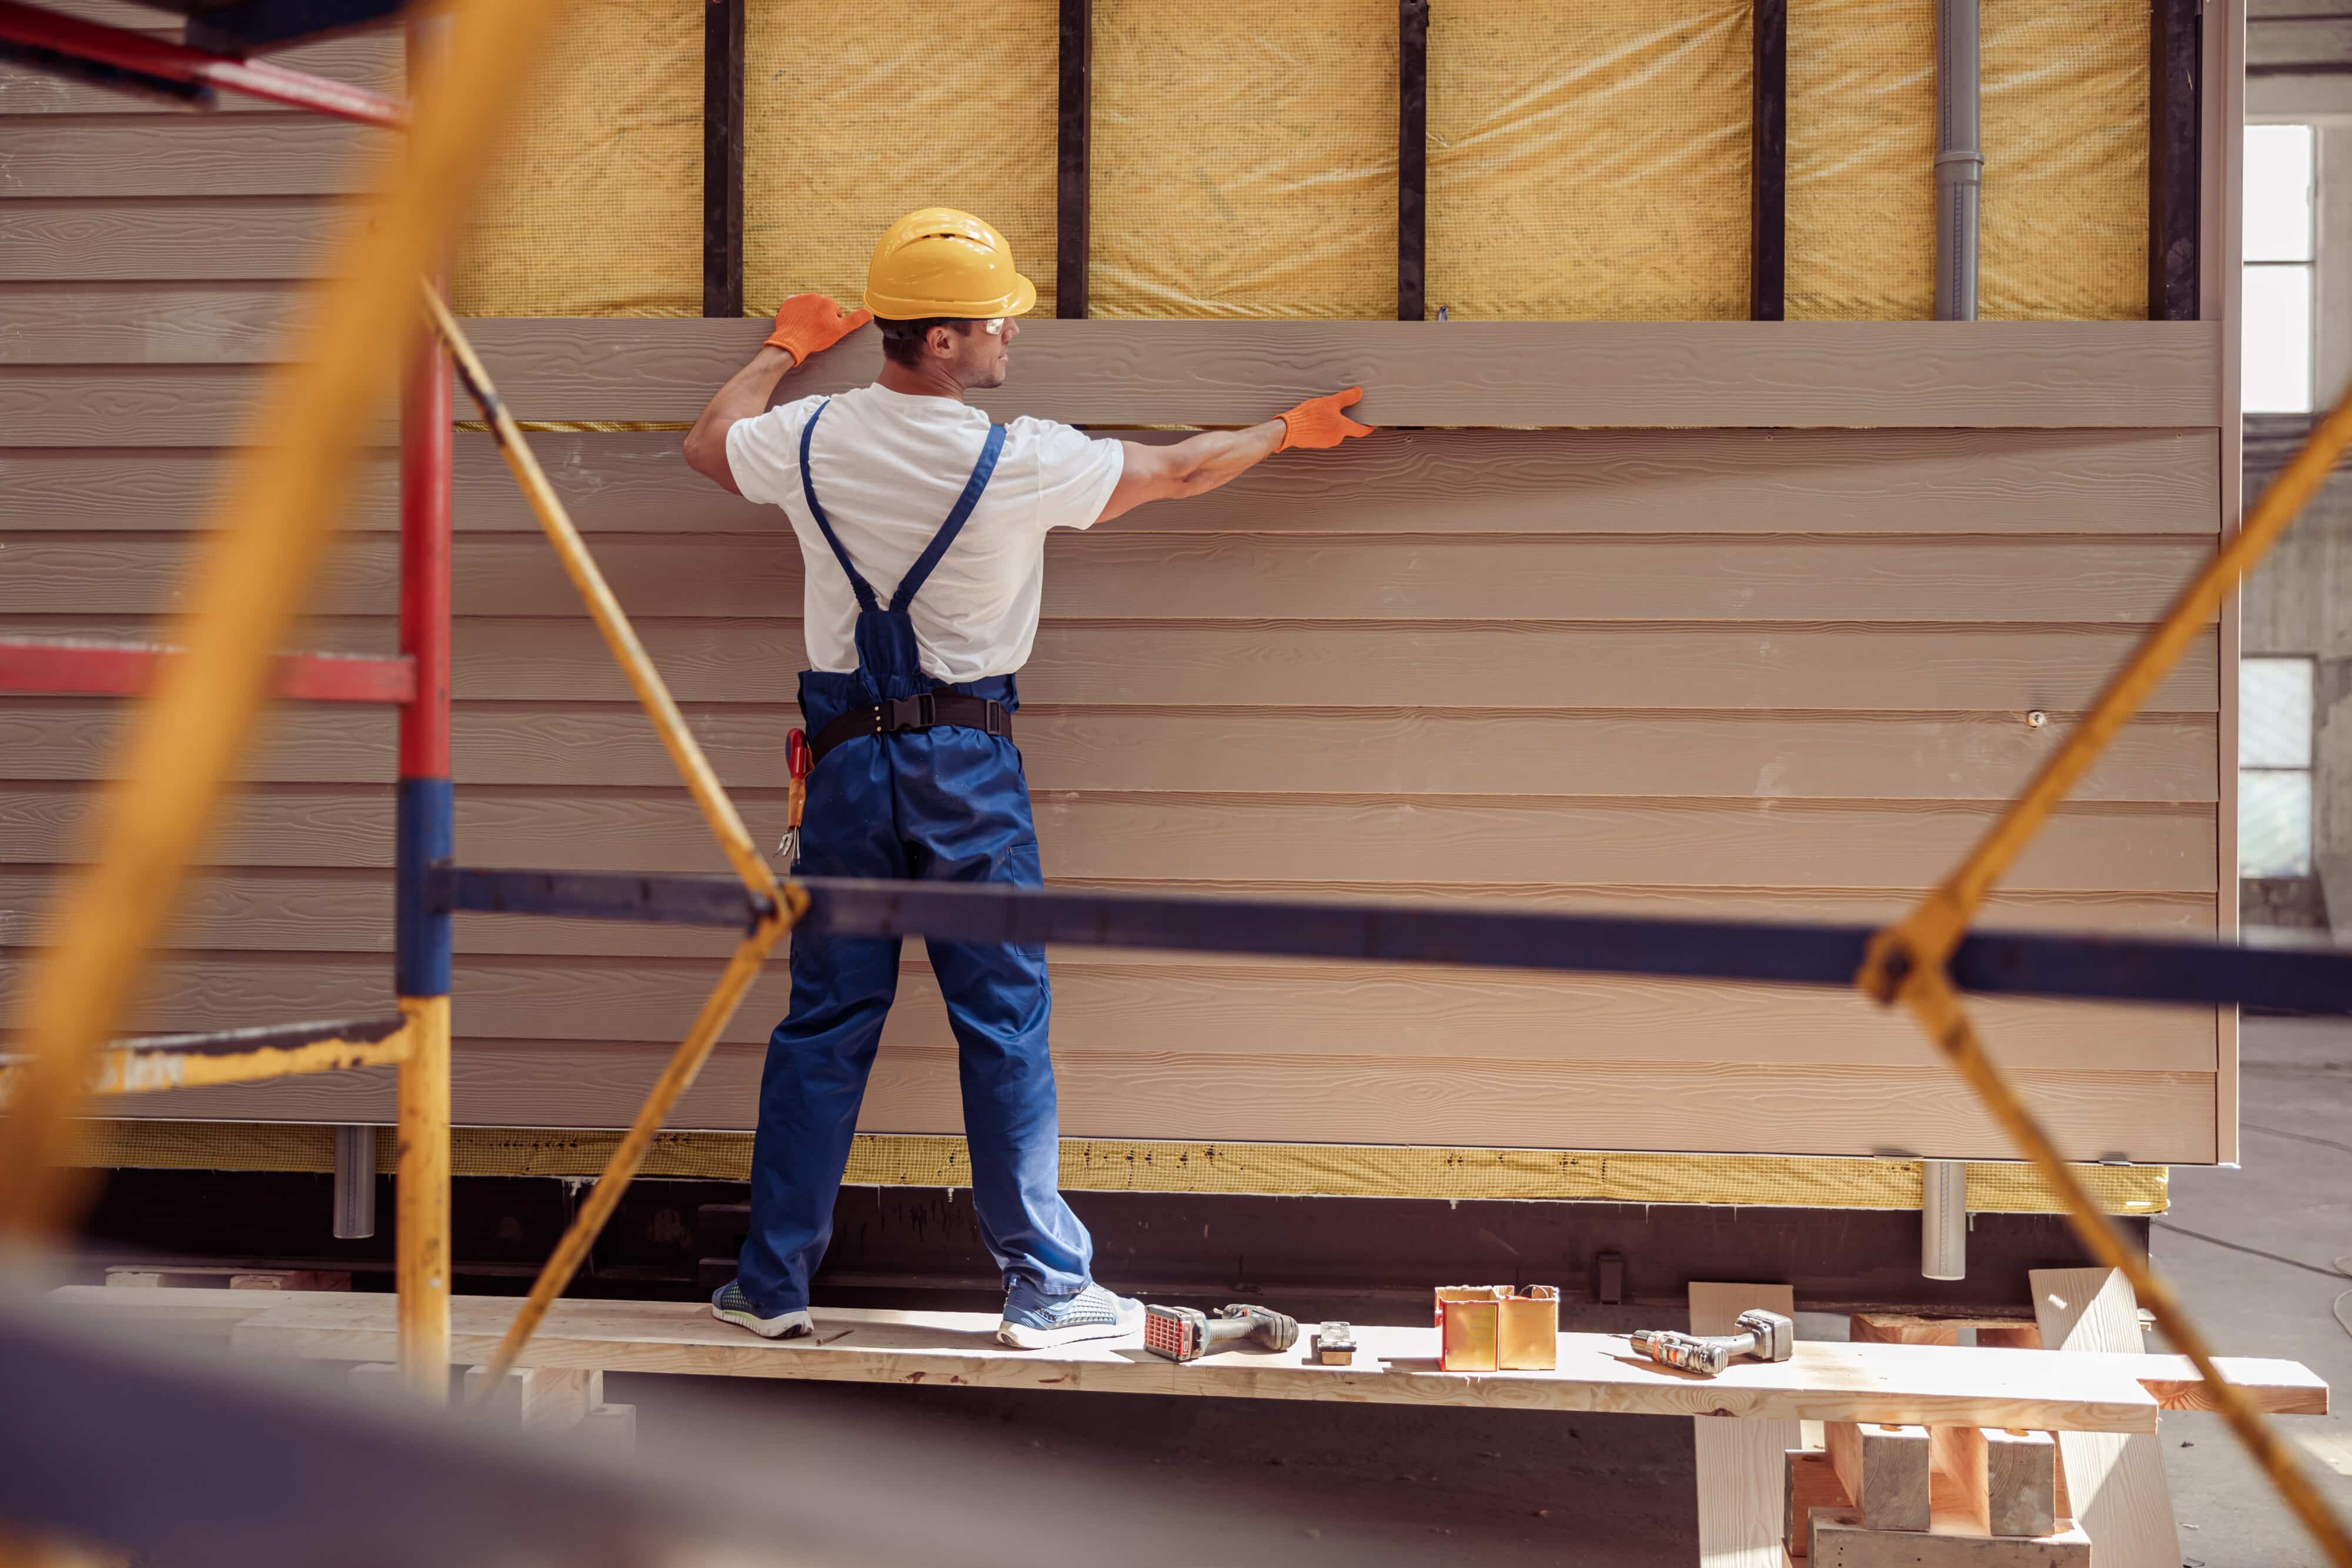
[
  {"xmin": 0, "ymin": 367, "xmax": 397, "ymax": 446},
  {"xmin": 0, "ymin": 284, "xmax": 313, "ymax": 364},
  {"xmin": 462, "ymin": 317, "xmax": 2224, "ymax": 429},
  {"xmin": 0, "ymin": 783, "xmax": 2218, "ymax": 891},
  {"xmin": 0, "ymin": 32, "xmax": 402, "ymax": 115},
  {"xmin": 0, "ymin": 427, "xmax": 2223, "ymax": 536},
  {"xmin": 0, "ymin": 868, "xmax": 2216, "ymax": 962},
  {"xmin": 0, "ymin": 534, "xmax": 2217, "ymax": 623},
  {"xmin": 113, "ymin": 1045, "xmax": 2218, "ymax": 1163},
  {"xmin": 0, "ymin": 614, "xmax": 2228, "ymax": 714},
  {"xmin": 0, "ymin": 115, "xmax": 387, "ymax": 197},
  {"xmin": 0, "ymin": 198, "xmax": 352, "ymax": 281},
  {"xmin": 0, "ymin": 700, "xmax": 2219, "ymax": 802},
  {"xmin": 0, "ymin": 952, "xmax": 2213, "ymax": 1072}
]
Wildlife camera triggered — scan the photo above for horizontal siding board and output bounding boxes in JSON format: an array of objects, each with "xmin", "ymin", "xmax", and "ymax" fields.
[
  {"xmin": 0, "ymin": 700, "xmax": 2219, "ymax": 802},
  {"xmin": 0, "ymin": 614, "xmax": 2228, "ymax": 713},
  {"xmin": 0, "ymin": 197, "xmax": 350, "ymax": 281},
  {"xmin": 0, "ymin": 33, "xmax": 402, "ymax": 115},
  {"xmin": 0, "ymin": 868, "xmax": 2216, "ymax": 962},
  {"xmin": 0, "ymin": 427, "xmax": 2223, "ymax": 537},
  {"xmin": 0, "ymin": 115, "xmax": 387, "ymax": 196},
  {"xmin": 460, "ymin": 318, "xmax": 2225, "ymax": 430},
  {"xmin": 0, "ymin": 783, "xmax": 2217, "ymax": 891},
  {"xmin": 0, "ymin": 283, "xmax": 312, "ymax": 364},
  {"xmin": 109, "ymin": 1045, "xmax": 2216, "ymax": 1163},
  {"xmin": 0, "ymin": 367, "xmax": 395, "ymax": 444},
  {"xmin": 0, "ymin": 952, "xmax": 2213, "ymax": 1071},
  {"xmin": 0, "ymin": 534, "xmax": 2219, "ymax": 623}
]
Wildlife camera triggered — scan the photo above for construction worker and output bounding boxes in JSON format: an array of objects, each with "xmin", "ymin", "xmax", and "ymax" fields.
[{"xmin": 681, "ymin": 208, "xmax": 1371, "ymax": 1349}]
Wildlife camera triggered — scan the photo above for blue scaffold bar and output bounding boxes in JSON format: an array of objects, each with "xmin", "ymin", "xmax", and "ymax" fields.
[{"xmin": 437, "ymin": 865, "xmax": 2352, "ymax": 1015}]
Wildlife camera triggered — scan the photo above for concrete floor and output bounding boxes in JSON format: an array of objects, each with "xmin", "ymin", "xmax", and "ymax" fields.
[{"xmin": 614, "ymin": 1015, "xmax": 2352, "ymax": 1565}]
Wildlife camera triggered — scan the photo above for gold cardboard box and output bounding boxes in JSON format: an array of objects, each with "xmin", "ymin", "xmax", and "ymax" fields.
[{"xmin": 1435, "ymin": 1285, "xmax": 1559, "ymax": 1371}]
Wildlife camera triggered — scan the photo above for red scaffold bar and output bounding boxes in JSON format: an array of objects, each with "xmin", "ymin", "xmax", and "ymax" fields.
[
  {"xmin": 0, "ymin": 1, "xmax": 410, "ymax": 128},
  {"xmin": 0, "ymin": 640, "xmax": 417, "ymax": 704}
]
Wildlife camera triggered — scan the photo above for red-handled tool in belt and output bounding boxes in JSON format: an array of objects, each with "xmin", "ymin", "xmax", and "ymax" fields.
[{"xmin": 775, "ymin": 727, "xmax": 811, "ymax": 864}]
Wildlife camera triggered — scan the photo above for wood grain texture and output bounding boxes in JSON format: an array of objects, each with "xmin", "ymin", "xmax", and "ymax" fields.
[
  {"xmin": 215, "ymin": 1293, "xmax": 2187, "ymax": 1432},
  {"xmin": 0, "ymin": 700, "xmax": 2219, "ymax": 803},
  {"xmin": 0, "ymin": 196, "xmax": 353, "ymax": 281},
  {"xmin": 2029, "ymin": 1270, "xmax": 2178, "ymax": 1567},
  {"xmin": 0, "ymin": 114, "xmax": 386, "ymax": 198},
  {"xmin": 1693, "ymin": 1282, "xmax": 1801, "ymax": 1567},
  {"xmin": 0, "ymin": 784, "xmax": 2219, "ymax": 892},
  {"xmin": 459, "ymin": 317, "xmax": 2225, "ymax": 429},
  {"xmin": 0, "ymin": 283, "xmax": 314, "ymax": 364},
  {"xmin": 109, "ymin": 1038, "xmax": 2218, "ymax": 1161},
  {"xmin": 0, "ymin": 611, "xmax": 2227, "ymax": 715},
  {"xmin": 0, "ymin": 426, "xmax": 2225, "ymax": 536},
  {"xmin": 0, "ymin": 367, "xmax": 396, "ymax": 445},
  {"xmin": 0, "ymin": 32, "xmax": 402, "ymax": 114},
  {"xmin": 1826, "ymin": 1419, "xmax": 1933, "ymax": 1531},
  {"xmin": 0, "ymin": 868, "xmax": 2215, "ymax": 965},
  {"xmin": 1809, "ymin": 1510, "xmax": 2089, "ymax": 1565},
  {"xmin": 0, "ymin": 951, "xmax": 2215, "ymax": 1071},
  {"xmin": 1788, "ymin": 1448, "xmax": 1851, "ymax": 1559},
  {"xmin": 0, "ymin": 533, "xmax": 2220, "ymax": 623}
]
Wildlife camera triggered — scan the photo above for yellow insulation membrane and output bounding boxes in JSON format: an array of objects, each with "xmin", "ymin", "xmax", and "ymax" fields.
[
  {"xmin": 68, "ymin": 1122, "xmax": 2166, "ymax": 1214},
  {"xmin": 450, "ymin": 0, "xmax": 701, "ymax": 318},
  {"xmin": 1090, "ymin": 0, "xmax": 1396, "ymax": 320},
  {"xmin": 1426, "ymin": 1, "xmax": 1751, "ymax": 321},
  {"xmin": 1789, "ymin": 0, "xmax": 2148, "ymax": 320},
  {"xmin": 744, "ymin": 0, "xmax": 1060, "ymax": 317}
]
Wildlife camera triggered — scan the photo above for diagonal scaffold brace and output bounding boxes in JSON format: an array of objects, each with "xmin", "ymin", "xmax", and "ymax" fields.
[
  {"xmin": 416, "ymin": 283, "xmax": 805, "ymax": 1389},
  {"xmin": 1857, "ymin": 374, "xmax": 2352, "ymax": 1567}
]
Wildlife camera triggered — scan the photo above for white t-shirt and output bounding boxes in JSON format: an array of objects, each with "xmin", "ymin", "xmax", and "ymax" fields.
[{"xmin": 725, "ymin": 383, "xmax": 1125, "ymax": 683}]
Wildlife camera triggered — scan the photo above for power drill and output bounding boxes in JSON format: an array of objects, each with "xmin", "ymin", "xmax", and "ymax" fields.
[
  {"xmin": 1143, "ymin": 1302, "xmax": 1300, "ymax": 1362},
  {"xmin": 1629, "ymin": 1308, "xmax": 1795, "ymax": 1377}
]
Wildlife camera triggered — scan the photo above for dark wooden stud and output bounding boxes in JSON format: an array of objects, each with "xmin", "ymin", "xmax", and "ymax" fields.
[
  {"xmin": 1057, "ymin": 0, "xmax": 1091, "ymax": 318},
  {"xmin": 2149, "ymin": 0, "xmax": 2201, "ymax": 321},
  {"xmin": 1750, "ymin": 0, "xmax": 1786, "ymax": 321},
  {"xmin": 701, "ymin": 0, "xmax": 746, "ymax": 319},
  {"xmin": 1398, "ymin": 0, "xmax": 1429, "ymax": 321}
]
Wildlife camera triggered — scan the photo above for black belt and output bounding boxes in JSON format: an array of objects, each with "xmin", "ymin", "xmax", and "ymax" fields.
[{"xmin": 808, "ymin": 691, "xmax": 1013, "ymax": 766}]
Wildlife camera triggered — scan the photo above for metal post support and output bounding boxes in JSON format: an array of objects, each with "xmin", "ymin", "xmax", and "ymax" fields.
[
  {"xmin": 1934, "ymin": 0, "xmax": 1982, "ymax": 321},
  {"xmin": 333, "ymin": 1124, "xmax": 376, "ymax": 1239},
  {"xmin": 393, "ymin": 11, "xmax": 455, "ymax": 1403},
  {"xmin": 1920, "ymin": 1158, "xmax": 1966, "ymax": 1280}
]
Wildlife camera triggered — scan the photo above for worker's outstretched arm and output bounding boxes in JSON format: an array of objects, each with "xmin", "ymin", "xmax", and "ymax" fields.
[
  {"xmin": 682, "ymin": 294, "xmax": 870, "ymax": 494},
  {"xmin": 1096, "ymin": 387, "xmax": 1374, "ymax": 524}
]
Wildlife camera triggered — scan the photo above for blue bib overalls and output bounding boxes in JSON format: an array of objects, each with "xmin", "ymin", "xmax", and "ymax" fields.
[{"xmin": 735, "ymin": 403, "xmax": 1097, "ymax": 1316}]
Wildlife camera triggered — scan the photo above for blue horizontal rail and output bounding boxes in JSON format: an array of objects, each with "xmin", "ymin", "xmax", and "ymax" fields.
[{"xmin": 436, "ymin": 865, "xmax": 2352, "ymax": 1015}]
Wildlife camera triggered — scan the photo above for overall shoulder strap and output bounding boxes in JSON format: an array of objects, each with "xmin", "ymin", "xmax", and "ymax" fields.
[
  {"xmin": 889, "ymin": 422, "xmax": 1008, "ymax": 613},
  {"xmin": 796, "ymin": 400, "xmax": 880, "ymax": 613}
]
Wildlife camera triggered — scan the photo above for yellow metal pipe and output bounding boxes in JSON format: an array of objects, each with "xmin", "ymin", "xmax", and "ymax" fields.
[
  {"xmin": 0, "ymin": 0, "xmax": 574, "ymax": 1241},
  {"xmin": 1897, "ymin": 969, "xmax": 2352, "ymax": 1567},
  {"xmin": 473, "ymin": 906, "xmax": 798, "ymax": 1388},
  {"xmin": 396, "ymin": 993, "xmax": 452, "ymax": 1401},
  {"xmin": 416, "ymin": 283, "xmax": 783, "ymax": 908},
  {"xmin": 0, "ymin": 1029, "xmax": 412, "ymax": 1103}
]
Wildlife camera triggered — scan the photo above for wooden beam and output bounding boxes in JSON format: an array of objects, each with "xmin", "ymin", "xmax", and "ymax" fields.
[
  {"xmin": 1054, "ymin": 0, "xmax": 1089, "ymax": 318},
  {"xmin": 1825, "ymin": 1419, "xmax": 1933, "ymax": 1531},
  {"xmin": 455, "ymin": 317, "xmax": 2226, "ymax": 429},
  {"xmin": 1786, "ymin": 1447, "xmax": 1852, "ymax": 1559},
  {"xmin": 1750, "ymin": 0, "xmax": 1786, "ymax": 321},
  {"xmin": 2029, "ymin": 1269, "xmax": 2179, "ymax": 1567},
  {"xmin": 699, "ymin": 0, "xmax": 744, "ymax": 319},
  {"xmin": 219, "ymin": 1293, "xmax": 2221, "ymax": 1433},
  {"xmin": 2150, "ymin": 0, "xmax": 2200, "ymax": 321},
  {"xmin": 1692, "ymin": 1283, "xmax": 1799, "ymax": 1568},
  {"xmin": 1808, "ymin": 1507, "xmax": 2090, "ymax": 1565},
  {"xmin": 1931, "ymin": 1425, "xmax": 2059, "ymax": 1538},
  {"xmin": 1397, "ymin": 0, "xmax": 1428, "ymax": 322}
]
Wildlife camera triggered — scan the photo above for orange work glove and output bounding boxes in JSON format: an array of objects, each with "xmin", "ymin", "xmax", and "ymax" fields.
[
  {"xmin": 1275, "ymin": 386, "xmax": 1375, "ymax": 451},
  {"xmin": 765, "ymin": 293, "xmax": 873, "ymax": 363}
]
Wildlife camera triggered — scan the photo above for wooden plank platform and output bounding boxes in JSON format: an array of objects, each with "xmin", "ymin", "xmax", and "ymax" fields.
[{"xmin": 129, "ymin": 1291, "xmax": 2323, "ymax": 1435}]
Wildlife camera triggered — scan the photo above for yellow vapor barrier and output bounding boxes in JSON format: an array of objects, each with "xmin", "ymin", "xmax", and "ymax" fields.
[
  {"xmin": 745, "ymin": 0, "xmax": 1058, "ymax": 317},
  {"xmin": 64, "ymin": 1122, "xmax": 2165, "ymax": 1214},
  {"xmin": 1789, "ymin": 0, "xmax": 2149, "ymax": 320},
  {"xmin": 450, "ymin": 0, "xmax": 701, "ymax": 317},
  {"xmin": 1426, "ymin": 1, "xmax": 1751, "ymax": 321},
  {"xmin": 1090, "ymin": 0, "xmax": 1395, "ymax": 320}
]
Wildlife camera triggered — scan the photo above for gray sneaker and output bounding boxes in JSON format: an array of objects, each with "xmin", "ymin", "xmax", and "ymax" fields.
[
  {"xmin": 710, "ymin": 1280, "xmax": 813, "ymax": 1340},
  {"xmin": 997, "ymin": 1282, "xmax": 1144, "ymax": 1350}
]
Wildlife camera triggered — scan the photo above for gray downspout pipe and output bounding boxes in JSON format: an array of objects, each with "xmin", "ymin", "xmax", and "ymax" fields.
[
  {"xmin": 1936, "ymin": 0, "xmax": 1982, "ymax": 322},
  {"xmin": 333, "ymin": 1124, "xmax": 376, "ymax": 1239}
]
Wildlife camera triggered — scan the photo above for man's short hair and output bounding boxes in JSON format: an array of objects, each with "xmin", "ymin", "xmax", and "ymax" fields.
[{"xmin": 877, "ymin": 316, "xmax": 968, "ymax": 367}]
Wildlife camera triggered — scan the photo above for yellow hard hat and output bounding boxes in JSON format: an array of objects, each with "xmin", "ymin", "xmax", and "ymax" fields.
[{"xmin": 864, "ymin": 207, "xmax": 1038, "ymax": 320}]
